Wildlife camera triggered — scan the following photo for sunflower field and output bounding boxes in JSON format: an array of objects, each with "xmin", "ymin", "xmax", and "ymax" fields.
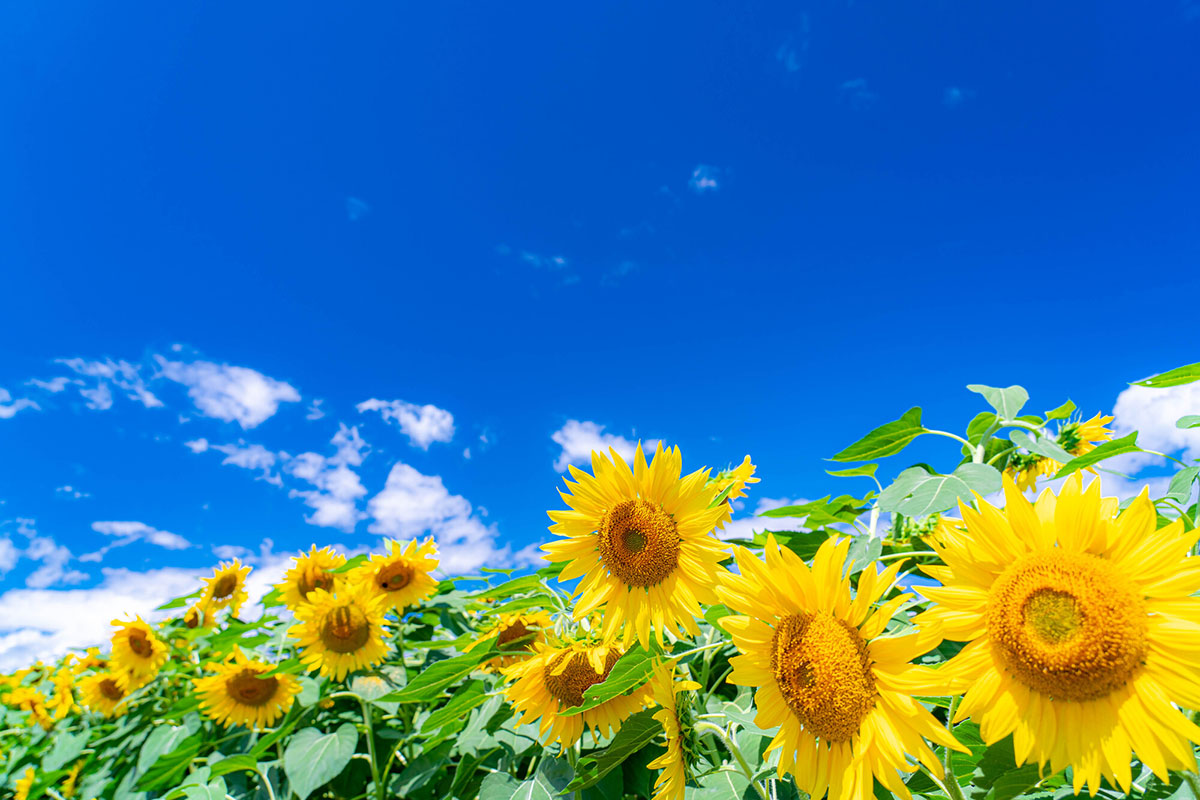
[{"xmin": 4, "ymin": 363, "xmax": 1200, "ymax": 800}]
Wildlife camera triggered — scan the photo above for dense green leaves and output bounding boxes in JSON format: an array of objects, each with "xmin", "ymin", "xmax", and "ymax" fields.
[
  {"xmin": 831, "ymin": 407, "xmax": 925, "ymax": 462},
  {"xmin": 283, "ymin": 724, "xmax": 358, "ymax": 800}
]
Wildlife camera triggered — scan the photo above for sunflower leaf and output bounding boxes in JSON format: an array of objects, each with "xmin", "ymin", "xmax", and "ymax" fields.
[
  {"xmin": 879, "ymin": 464, "xmax": 1002, "ymax": 517},
  {"xmin": 421, "ymin": 679, "xmax": 488, "ymax": 733},
  {"xmin": 1054, "ymin": 432, "xmax": 1143, "ymax": 478},
  {"xmin": 283, "ymin": 724, "xmax": 358, "ymax": 800},
  {"xmin": 831, "ymin": 407, "xmax": 925, "ymax": 462},
  {"xmin": 557, "ymin": 644, "xmax": 655, "ymax": 717},
  {"xmin": 377, "ymin": 652, "xmax": 490, "ymax": 703},
  {"xmin": 967, "ymin": 384, "xmax": 1030, "ymax": 420},
  {"xmin": 1010, "ymin": 430, "xmax": 1075, "ymax": 463},
  {"xmin": 1177, "ymin": 415, "xmax": 1200, "ymax": 429},
  {"xmin": 1132, "ymin": 363, "xmax": 1200, "ymax": 388},
  {"xmin": 1045, "ymin": 399, "xmax": 1077, "ymax": 420},
  {"xmin": 566, "ymin": 710, "xmax": 662, "ymax": 791}
]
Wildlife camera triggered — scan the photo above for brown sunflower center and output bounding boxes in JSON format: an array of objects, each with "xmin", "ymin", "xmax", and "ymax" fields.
[
  {"xmin": 986, "ymin": 551, "xmax": 1147, "ymax": 702},
  {"xmin": 497, "ymin": 621, "xmax": 535, "ymax": 652},
  {"xmin": 542, "ymin": 649, "xmax": 621, "ymax": 708},
  {"xmin": 128, "ymin": 630, "xmax": 152, "ymax": 658},
  {"xmin": 597, "ymin": 499, "xmax": 680, "ymax": 588},
  {"xmin": 298, "ymin": 568, "xmax": 335, "ymax": 597},
  {"xmin": 319, "ymin": 604, "xmax": 372, "ymax": 653},
  {"xmin": 212, "ymin": 573, "xmax": 237, "ymax": 600},
  {"xmin": 225, "ymin": 669, "xmax": 280, "ymax": 707},
  {"xmin": 99, "ymin": 678, "xmax": 124, "ymax": 701},
  {"xmin": 375, "ymin": 563, "xmax": 412, "ymax": 592},
  {"xmin": 770, "ymin": 612, "xmax": 877, "ymax": 742},
  {"xmin": 185, "ymin": 609, "xmax": 201, "ymax": 629}
]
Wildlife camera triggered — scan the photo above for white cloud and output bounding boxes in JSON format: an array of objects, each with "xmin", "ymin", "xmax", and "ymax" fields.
[
  {"xmin": 57, "ymin": 357, "xmax": 161, "ymax": 409},
  {"xmin": 79, "ymin": 381, "xmax": 113, "ymax": 410},
  {"xmin": 689, "ymin": 165, "xmax": 720, "ymax": 194},
  {"xmin": 719, "ymin": 497, "xmax": 808, "ymax": 541},
  {"xmin": 27, "ymin": 377, "xmax": 70, "ymax": 393},
  {"xmin": 285, "ymin": 425, "xmax": 370, "ymax": 532},
  {"xmin": 368, "ymin": 463, "xmax": 506, "ymax": 574},
  {"xmin": 23, "ymin": 536, "xmax": 88, "ymax": 589},
  {"xmin": 0, "ymin": 537, "xmax": 17, "ymax": 575},
  {"xmin": 1112, "ymin": 382, "xmax": 1200, "ymax": 470},
  {"xmin": 56, "ymin": 485, "xmax": 90, "ymax": 500},
  {"xmin": 155, "ymin": 356, "xmax": 300, "ymax": 428},
  {"xmin": 0, "ymin": 388, "xmax": 39, "ymax": 420},
  {"xmin": 551, "ymin": 419, "xmax": 660, "ymax": 473},
  {"xmin": 306, "ymin": 399, "xmax": 326, "ymax": 421},
  {"xmin": 184, "ymin": 438, "xmax": 210, "ymax": 454},
  {"xmin": 82, "ymin": 521, "xmax": 192, "ymax": 562},
  {"xmin": 357, "ymin": 398, "xmax": 455, "ymax": 449}
]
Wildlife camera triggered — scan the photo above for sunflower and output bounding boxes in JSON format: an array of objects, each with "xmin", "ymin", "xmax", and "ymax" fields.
[
  {"xmin": 201, "ymin": 559, "xmax": 252, "ymax": 617},
  {"xmin": 647, "ymin": 660, "xmax": 700, "ymax": 800},
  {"xmin": 544, "ymin": 442, "xmax": 732, "ymax": 648},
  {"xmin": 183, "ymin": 599, "xmax": 215, "ymax": 630},
  {"xmin": 46, "ymin": 668, "xmax": 79, "ymax": 720},
  {"xmin": 712, "ymin": 455, "xmax": 759, "ymax": 505},
  {"xmin": 194, "ymin": 650, "xmax": 301, "ymax": 729},
  {"xmin": 351, "ymin": 538, "xmax": 439, "ymax": 612},
  {"xmin": 289, "ymin": 584, "xmax": 390, "ymax": 681},
  {"xmin": 61, "ymin": 761, "xmax": 83, "ymax": 799},
  {"xmin": 78, "ymin": 672, "xmax": 129, "ymax": 718},
  {"xmin": 2, "ymin": 686, "xmax": 54, "ymax": 730},
  {"xmin": 502, "ymin": 640, "xmax": 653, "ymax": 749},
  {"xmin": 1007, "ymin": 412, "xmax": 1114, "ymax": 493},
  {"xmin": 916, "ymin": 473, "xmax": 1200, "ymax": 794},
  {"xmin": 14, "ymin": 767, "xmax": 34, "ymax": 800},
  {"xmin": 464, "ymin": 610, "xmax": 554, "ymax": 670},
  {"xmin": 718, "ymin": 535, "xmax": 964, "ymax": 800},
  {"xmin": 278, "ymin": 545, "xmax": 347, "ymax": 609},
  {"xmin": 110, "ymin": 617, "xmax": 168, "ymax": 690},
  {"xmin": 71, "ymin": 648, "xmax": 106, "ymax": 674}
]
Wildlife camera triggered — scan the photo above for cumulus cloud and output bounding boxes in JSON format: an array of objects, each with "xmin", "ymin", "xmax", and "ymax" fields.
[
  {"xmin": 551, "ymin": 419, "xmax": 660, "ymax": 473},
  {"xmin": 0, "ymin": 537, "xmax": 18, "ymax": 575},
  {"xmin": 286, "ymin": 425, "xmax": 370, "ymax": 532},
  {"xmin": 57, "ymin": 357, "xmax": 161, "ymax": 409},
  {"xmin": 368, "ymin": 463, "xmax": 506, "ymax": 574},
  {"xmin": 719, "ymin": 497, "xmax": 809, "ymax": 541},
  {"xmin": 357, "ymin": 398, "xmax": 455, "ymax": 449},
  {"xmin": 1112, "ymin": 382, "xmax": 1200, "ymax": 470},
  {"xmin": 155, "ymin": 356, "xmax": 300, "ymax": 428},
  {"xmin": 689, "ymin": 165, "xmax": 721, "ymax": 194},
  {"xmin": 23, "ymin": 536, "xmax": 88, "ymax": 589},
  {"xmin": 306, "ymin": 399, "xmax": 326, "ymax": 421},
  {"xmin": 81, "ymin": 521, "xmax": 192, "ymax": 562},
  {"xmin": 0, "ymin": 388, "xmax": 39, "ymax": 420}
]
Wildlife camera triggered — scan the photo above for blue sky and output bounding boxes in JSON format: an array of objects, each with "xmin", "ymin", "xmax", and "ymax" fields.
[{"xmin": 2, "ymin": 1, "xmax": 1200, "ymax": 667}]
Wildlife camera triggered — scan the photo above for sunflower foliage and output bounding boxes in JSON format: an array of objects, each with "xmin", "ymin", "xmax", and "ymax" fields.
[{"xmin": 4, "ymin": 364, "xmax": 1200, "ymax": 800}]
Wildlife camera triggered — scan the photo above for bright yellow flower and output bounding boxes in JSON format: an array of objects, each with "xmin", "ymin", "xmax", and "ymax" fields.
[
  {"xmin": 110, "ymin": 616, "xmax": 168, "ymax": 690},
  {"xmin": 718, "ymin": 535, "xmax": 964, "ymax": 800},
  {"xmin": 647, "ymin": 660, "xmax": 700, "ymax": 800},
  {"xmin": 71, "ymin": 648, "xmax": 106, "ymax": 674},
  {"xmin": 278, "ymin": 545, "xmax": 347, "ymax": 609},
  {"xmin": 3, "ymin": 686, "xmax": 54, "ymax": 730},
  {"xmin": 78, "ymin": 672, "xmax": 129, "ymax": 718},
  {"xmin": 61, "ymin": 761, "xmax": 84, "ymax": 799},
  {"xmin": 14, "ymin": 767, "xmax": 34, "ymax": 800},
  {"xmin": 201, "ymin": 559, "xmax": 252, "ymax": 617},
  {"xmin": 289, "ymin": 583, "xmax": 390, "ymax": 681},
  {"xmin": 351, "ymin": 538, "xmax": 439, "ymax": 612},
  {"xmin": 194, "ymin": 650, "xmax": 300, "ymax": 730},
  {"xmin": 544, "ymin": 442, "xmax": 732, "ymax": 648},
  {"xmin": 46, "ymin": 668, "xmax": 79, "ymax": 720},
  {"xmin": 1007, "ymin": 412, "xmax": 1114, "ymax": 493},
  {"xmin": 917, "ymin": 473, "xmax": 1200, "ymax": 794},
  {"xmin": 463, "ymin": 610, "xmax": 554, "ymax": 670},
  {"xmin": 502, "ymin": 640, "xmax": 652, "ymax": 749},
  {"xmin": 713, "ymin": 455, "xmax": 759, "ymax": 504},
  {"xmin": 183, "ymin": 598, "xmax": 215, "ymax": 630}
]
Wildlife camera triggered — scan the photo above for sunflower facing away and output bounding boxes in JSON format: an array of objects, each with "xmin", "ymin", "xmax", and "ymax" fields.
[
  {"xmin": 352, "ymin": 538, "xmax": 439, "ymax": 612},
  {"xmin": 202, "ymin": 559, "xmax": 252, "ymax": 617},
  {"xmin": 1008, "ymin": 412, "xmax": 1114, "ymax": 493},
  {"xmin": 916, "ymin": 473, "xmax": 1200, "ymax": 794},
  {"xmin": 194, "ymin": 649, "xmax": 301, "ymax": 729},
  {"xmin": 289, "ymin": 583, "xmax": 391, "ymax": 681},
  {"xmin": 718, "ymin": 535, "xmax": 964, "ymax": 800},
  {"xmin": 464, "ymin": 610, "xmax": 554, "ymax": 670},
  {"xmin": 647, "ymin": 660, "xmax": 700, "ymax": 800},
  {"xmin": 544, "ymin": 442, "xmax": 734, "ymax": 648},
  {"xmin": 78, "ymin": 672, "xmax": 129, "ymax": 718},
  {"xmin": 110, "ymin": 617, "xmax": 169, "ymax": 690},
  {"xmin": 502, "ymin": 640, "xmax": 653, "ymax": 749},
  {"xmin": 713, "ymin": 455, "xmax": 759, "ymax": 504},
  {"xmin": 278, "ymin": 545, "xmax": 347, "ymax": 609}
]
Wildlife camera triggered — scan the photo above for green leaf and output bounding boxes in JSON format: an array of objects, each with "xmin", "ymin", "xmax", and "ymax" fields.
[
  {"xmin": 690, "ymin": 768, "xmax": 753, "ymax": 800},
  {"xmin": 486, "ymin": 758, "xmax": 572, "ymax": 800},
  {"xmin": 966, "ymin": 412, "xmax": 999, "ymax": 445},
  {"xmin": 181, "ymin": 778, "xmax": 227, "ymax": 800},
  {"xmin": 155, "ymin": 588, "xmax": 202, "ymax": 611},
  {"xmin": 258, "ymin": 586, "xmax": 284, "ymax": 608},
  {"xmin": 42, "ymin": 728, "xmax": 88, "ymax": 771},
  {"xmin": 878, "ymin": 464, "xmax": 1001, "ymax": 516},
  {"xmin": 967, "ymin": 384, "xmax": 1029, "ymax": 419},
  {"xmin": 1178, "ymin": 415, "xmax": 1200, "ymax": 429},
  {"xmin": 759, "ymin": 494, "xmax": 870, "ymax": 526},
  {"xmin": 422, "ymin": 679, "xmax": 488, "ymax": 732},
  {"xmin": 479, "ymin": 773, "xmax": 521, "ymax": 800},
  {"xmin": 559, "ymin": 644, "xmax": 655, "ymax": 717},
  {"xmin": 329, "ymin": 553, "xmax": 369, "ymax": 574},
  {"xmin": 261, "ymin": 657, "xmax": 303, "ymax": 677},
  {"xmin": 136, "ymin": 734, "xmax": 202, "ymax": 791},
  {"xmin": 137, "ymin": 725, "xmax": 192, "ymax": 775},
  {"xmin": 1167, "ymin": 467, "xmax": 1200, "ymax": 505},
  {"xmin": 826, "ymin": 463, "xmax": 878, "ymax": 478},
  {"xmin": 1133, "ymin": 363, "xmax": 1200, "ymax": 388},
  {"xmin": 378, "ymin": 652, "xmax": 486, "ymax": 703},
  {"xmin": 392, "ymin": 747, "xmax": 450, "ymax": 795},
  {"xmin": 1045, "ymin": 399, "xmax": 1076, "ymax": 420},
  {"xmin": 473, "ymin": 574, "xmax": 546, "ymax": 601},
  {"xmin": 207, "ymin": 755, "xmax": 259, "ymax": 778},
  {"xmin": 831, "ymin": 407, "xmax": 925, "ymax": 462},
  {"xmin": 1010, "ymin": 430, "xmax": 1075, "ymax": 464},
  {"xmin": 1054, "ymin": 432, "xmax": 1143, "ymax": 478},
  {"xmin": 283, "ymin": 724, "xmax": 358, "ymax": 800},
  {"xmin": 566, "ymin": 709, "xmax": 663, "ymax": 791}
]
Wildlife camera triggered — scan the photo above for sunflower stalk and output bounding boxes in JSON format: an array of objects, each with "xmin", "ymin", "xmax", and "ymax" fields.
[{"xmin": 693, "ymin": 721, "xmax": 770, "ymax": 800}]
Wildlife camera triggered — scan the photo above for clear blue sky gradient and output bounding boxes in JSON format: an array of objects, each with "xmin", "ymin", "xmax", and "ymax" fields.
[{"xmin": 2, "ymin": 1, "xmax": 1200, "ymax": 588}]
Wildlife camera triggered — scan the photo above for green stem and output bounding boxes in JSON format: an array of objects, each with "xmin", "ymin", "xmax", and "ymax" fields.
[
  {"xmin": 924, "ymin": 429, "xmax": 976, "ymax": 451},
  {"xmin": 986, "ymin": 445, "xmax": 1016, "ymax": 466},
  {"xmin": 874, "ymin": 550, "xmax": 937, "ymax": 562},
  {"xmin": 1144, "ymin": 449, "xmax": 1189, "ymax": 468},
  {"xmin": 672, "ymin": 640, "xmax": 728, "ymax": 660},
  {"xmin": 1184, "ymin": 772, "xmax": 1200, "ymax": 800},
  {"xmin": 252, "ymin": 768, "xmax": 277, "ymax": 800},
  {"xmin": 999, "ymin": 419, "xmax": 1043, "ymax": 433},
  {"xmin": 941, "ymin": 697, "xmax": 967, "ymax": 800},
  {"xmin": 694, "ymin": 722, "xmax": 769, "ymax": 800},
  {"xmin": 355, "ymin": 696, "xmax": 384, "ymax": 800}
]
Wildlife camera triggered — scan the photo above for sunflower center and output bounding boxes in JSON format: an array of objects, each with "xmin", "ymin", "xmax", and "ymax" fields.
[
  {"xmin": 770, "ymin": 612, "xmax": 877, "ymax": 742},
  {"xmin": 986, "ymin": 551, "xmax": 1148, "ymax": 702},
  {"xmin": 320, "ymin": 605, "xmax": 372, "ymax": 653},
  {"xmin": 497, "ymin": 621, "xmax": 535, "ymax": 652},
  {"xmin": 212, "ymin": 574, "xmax": 237, "ymax": 600},
  {"xmin": 542, "ymin": 650, "xmax": 621, "ymax": 708},
  {"xmin": 225, "ymin": 669, "xmax": 280, "ymax": 707},
  {"xmin": 376, "ymin": 563, "xmax": 412, "ymax": 592},
  {"xmin": 598, "ymin": 499, "xmax": 680, "ymax": 588},
  {"xmin": 298, "ymin": 568, "xmax": 335, "ymax": 597},
  {"xmin": 185, "ymin": 610, "xmax": 201, "ymax": 629},
  {"xmin": 99, "ymin": 678, "xmax": 124, "ymax": 701},
  {"xmin": 128, "ymin": 630, "xmax": 152, "ymax": 658}
]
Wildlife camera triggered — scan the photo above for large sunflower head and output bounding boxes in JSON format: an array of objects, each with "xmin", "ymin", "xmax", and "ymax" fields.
[
  {"xmin": 194, "ymin": 649, "xmax": 301, "ymax": 730},
  {"xmin": 110, "ymin": 616, "xmax": 168, "ymax": 690},
  {"xmin": 351, "ymin": 538, "xmax": 439, "ymax": 612},
  {"xmin": 917, "ymin": 473, "xmax": 1200, "ymax": 795},
  {"xmin": 717, "ymin": 535, "xmax": 964, "ymax": 800},
  {"xmin": 544, "ymin": 442, "xmax": 733, "ymax": 648},
  {"xmin": 46, "ymin": 668, "xmax": 79, "ymax": 720},
  {"xmin": 502, "ymin": 639, "xmax": 653, "ymax": 749},
  {"xmin": 464, "ymin": 610, "xmax": 554, "ymax": 670},
  {"xmin": 201, "ymin": 559, "xmax": 252, "ymax": 617},
  {"xmin": 647, "ymin": 660, "xmax": 700, "ymax": 800},
  {"xmin": 288, "ymin": 583, "xmax": 391, "ymax": 681},
  {"xmin": 277, "ymin": 545, "xmax": 347, "ymax": 610},
  {"xmin": 78, "ymin": 672, "xmax": 129, "ymax": 718}
]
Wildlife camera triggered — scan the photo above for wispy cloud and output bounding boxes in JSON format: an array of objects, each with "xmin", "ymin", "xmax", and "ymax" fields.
[
  {"xmin": 155, "ymin": 356, "xmax": 300, "ymax": 429},
  {"xmin": 55, "ymin": 485, "xmax": 90, "ymax": 500},
  {"xmin": 774, "ymin": 16, "xmax": 810, "ymax": 73},
  {"xmin": 357, "ymin": 398, "xmax": 455, "ymax": 449},
  {"xmin": 0, "ymin": 388, "xmax": 39, "ymax": 420},
  {"xmin": 689, "ymin": 164, "xmax": 721, "ymax": 194},
  {"xmin": 26, "ymin": 377, "xmax": 70, "ymax": 393},
  {"xmin": 551, "ymin": 419, "xmax": 661, "ymax": 472},
  {"xmin": 82, "ymin": 521, "xmax": 192, "ymax": 562},
  {"xmin": 57, "ymin": 357, "xmax": 162, "ymax": 410}
]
